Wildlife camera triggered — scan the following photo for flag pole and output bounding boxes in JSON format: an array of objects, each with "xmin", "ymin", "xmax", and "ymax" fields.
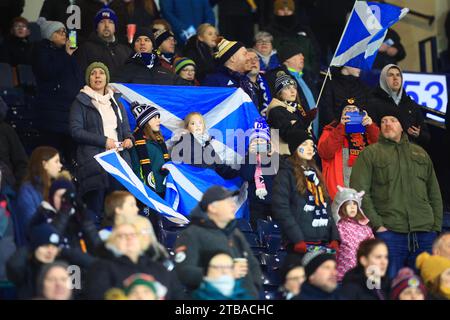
[{"xmin": 314, "ymin": 0, "xmax": 358, "ymax": 111}]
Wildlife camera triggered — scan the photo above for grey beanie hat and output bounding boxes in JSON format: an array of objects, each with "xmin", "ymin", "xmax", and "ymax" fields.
[
  {"xmin": 37, "ymin": 17, "xmax": 66, "ymax": 41},
  {"xmin": 331, "ymin": 185, "xmax": 369, "ymax": 225}
]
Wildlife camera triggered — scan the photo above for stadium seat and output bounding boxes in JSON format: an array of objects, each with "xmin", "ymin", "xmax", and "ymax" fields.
[
  {"xmin": 259, "ymin": 253, "xmax": 283, "ymax": 271},
  {"xmin": 0, "ymin": 63, "xmax": 14, "ymax": 88},
  {"xmin": 16, "ymin": 64, "xmax": 37, "ymax": 88},
  {"xmin": 263, "ymin": 290, "xmax": 280, "ymax": 300},
  {"xmin": 243, "ymin": 232, "xmax": 260, "ymax": 248},
  {"xmin": 265, "ymin": 234, "xmax": 283, "ymax": 254},
  {"xmin": 257, "ymin": 219, "xmax": 280, "ymax": 246},
  {"xmin": 262, "ymin": 270, "xmax": 281, "ymax": 288}
]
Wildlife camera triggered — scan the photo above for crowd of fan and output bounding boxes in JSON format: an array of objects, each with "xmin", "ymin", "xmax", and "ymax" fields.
[{"xmin": 0, "ymin": 0, "xmax": 449, "ymax": 301}]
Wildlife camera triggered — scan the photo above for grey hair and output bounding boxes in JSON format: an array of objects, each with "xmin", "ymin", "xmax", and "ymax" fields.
[{"xmin": 254, "ymin": 31, "xmax": 273, "ymax": 43}]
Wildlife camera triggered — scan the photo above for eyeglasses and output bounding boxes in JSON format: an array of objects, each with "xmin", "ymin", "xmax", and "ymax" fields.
[
  {"xmin": 55, "ymin": 29, "xmax": 67, "ymax": 35},
  {"xmin": 256, "ymin": 40, "xmax": 271, "ymax": 45},
  {"xmin": 181, "ymin": 68, "xmax": 195, "ymax": 73},
  {"xmin": 13, "ymin": 25, "xmax": 28, "ymax": 30},
  {"xmin": 116, "ymin": 232, "xmax": 138, "ymax": 240},
  {"xmin": 209, "ymin": 264, "xmax": 234, "ymax": 271},
  {"xmin": 286, "ymin": 276, "xmax": 305, "ymax": 282}
]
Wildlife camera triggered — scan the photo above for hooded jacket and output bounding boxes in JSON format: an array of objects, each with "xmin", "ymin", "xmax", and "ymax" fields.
[
  {"xmin": 318, "ymin": 121, "xmax": 380, "ymax": 200},
  {"xmin": 271, "ymin": 156, "xmax": 340, "ymax": 246},
  {"xmin": 371, "ymin": 64, "xmax": 430, "ymax": 146},
  {"xmin": 173, "ymin": 205, "xmax": 262, "ymax": 298},
  {"xmin": 350, "ymin": 133, "xmax": 443, "ymax": 233},
  {"xmin": 331, "ymin": 187, "xmax": 374, "ymax": 282}
]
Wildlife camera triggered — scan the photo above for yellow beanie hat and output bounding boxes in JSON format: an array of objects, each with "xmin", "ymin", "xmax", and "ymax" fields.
[{"xmin": 416, "ymin": 252, "xmax": 450, "ymax": 285}]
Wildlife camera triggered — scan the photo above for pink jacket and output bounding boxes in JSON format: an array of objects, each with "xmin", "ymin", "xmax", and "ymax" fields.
[{"xmin": 336, "ymin": 218, "xmax": 374, "ymax": 281}]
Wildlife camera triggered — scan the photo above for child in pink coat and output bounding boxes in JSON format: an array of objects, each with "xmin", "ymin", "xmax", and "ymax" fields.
[{"xmin": 332, "ymin": 186, "xmax": 374, "ymax": 282}]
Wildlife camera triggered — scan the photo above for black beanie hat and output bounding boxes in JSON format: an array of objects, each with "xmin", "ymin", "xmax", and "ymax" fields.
[
  {"xmin": 302, "ymin": 252, "xmax": 336, "ymax": 279},
  {"xmin": 279, "ymin": 254, "xmax": 304, "ymax": 283},
  {"xmin": 277, "ymin": 41, "xmax": 303, "ymax": 63},
  {"xmin": 214, "ymin": 38, "xmax": 245, "ymax": 65},
  {"xmin": 132, "ymin": 27, "xmax": 155, "ymax": 50},
  {"xmin": 199, "ymin": 250, "xmax": 233, "ymax": 275},
  {"xmin": 154, "ymin": 29, "xmax": 175, "ymax": 49},
  {"xmin": 287, "ymin": 130, "xmax": 314, "ymax": 155}
]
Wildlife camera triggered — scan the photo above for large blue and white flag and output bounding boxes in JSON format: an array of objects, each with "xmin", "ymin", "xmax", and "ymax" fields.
[
  {"xmin": 330, "ymin": 1, "xmax": 408, "ymax": 70},
  {"xmin": 163, "ymin": 162, "xmax": 249, "ymax": 220},
  {"xmin": 94, "ymin": 150, "xmax": 190, "ymax": 225},
  {"xmin": 111, "ymin": 83, "xmax": 261, "ymax": 164}
]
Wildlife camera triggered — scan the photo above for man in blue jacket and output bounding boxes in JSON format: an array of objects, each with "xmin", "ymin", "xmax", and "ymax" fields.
[{"xmin": 202, "ymin": 38, "xmax": 258, "ymax": 106}]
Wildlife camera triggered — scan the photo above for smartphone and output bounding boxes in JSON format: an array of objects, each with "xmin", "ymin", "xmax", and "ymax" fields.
[
  {"xmin": 115, "ymin": 142, "xmax": 124, "ymax": 151},
  {"xmin": 345, "ymin": 111, "xmax": 366, "ymax": 134},
  {"xmin": 69, "ymin": 30, "xmax": 77, "ymax": 49}
]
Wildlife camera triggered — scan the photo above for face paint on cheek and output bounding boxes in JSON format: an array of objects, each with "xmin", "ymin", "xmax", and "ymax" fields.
[{"xmin": 299, "ymin": 147, "xmax": 304, "ymax": 154}]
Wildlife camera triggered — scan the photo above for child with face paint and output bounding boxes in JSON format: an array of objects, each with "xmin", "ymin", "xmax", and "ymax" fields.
[
  {"xmin": 238, "ymin": 117, "xmax": 277, "ymax": 229},
  {"xmin": 318, "ymin": 98, "xmax": 379, "ymax": 200},
  {"xmin": 170, "ymin": 112, "xmax": 238, "ymax": 179},
  {"xmin": 272, "ymin": 130, "xmax": 340, "ymax": 259},
  {"xmin": 331, "ymin": 186, "xmax": 374, "ymax": 282}
]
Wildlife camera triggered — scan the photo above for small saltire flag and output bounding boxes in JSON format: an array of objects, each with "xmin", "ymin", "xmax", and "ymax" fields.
[
  {"xmin": 94, "ymin": 150, "xmax": 190, "ymax": 225},
  {"xmin": 111, "ymin": 83, "xmax": 261, "ymax": 164},
  {"xmin": 163, "ymin": 162, "xmax": 249, "ymax": 220},
  {"xmin": 331, "ymin": 1, "xmax": 408, "ymax": 70}
]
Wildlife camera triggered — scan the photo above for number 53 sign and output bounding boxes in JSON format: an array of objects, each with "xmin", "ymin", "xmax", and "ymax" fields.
[{"xmin": 403, "ymin": 73, "xmax": 448, "ymax": 114}]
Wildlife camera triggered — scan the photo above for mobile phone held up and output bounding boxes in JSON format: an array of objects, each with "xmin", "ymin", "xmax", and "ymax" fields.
[
  {"xmin": 69, "ymin": 30, "xmax": 77, "ymax": 49},
  {"xmin": 345, "ymin": 111, "xmax": 366, "ymax": 134}
]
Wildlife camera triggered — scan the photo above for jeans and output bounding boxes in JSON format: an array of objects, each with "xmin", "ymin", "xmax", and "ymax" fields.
[{"xmin": 375, "ymin": 230, "xmax": 437, "ymax": 279}]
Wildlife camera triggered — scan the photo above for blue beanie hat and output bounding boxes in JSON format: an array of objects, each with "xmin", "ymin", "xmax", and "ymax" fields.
[
  {"xmin": 94, "ymin": 6, "xmax": 118, "ymax": 30},
  {"xmin": 249, "ymin": 117, "xmax": 271, "ymax": 142},
  {"xmin": 29, "ymin": 224, "xmax": 61, "ymax": 251}
]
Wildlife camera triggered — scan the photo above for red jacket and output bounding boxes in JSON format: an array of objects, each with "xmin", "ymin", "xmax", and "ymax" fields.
[{"xmin": 318, "ymin": 122, "xmax": 380, "ymax": 200}]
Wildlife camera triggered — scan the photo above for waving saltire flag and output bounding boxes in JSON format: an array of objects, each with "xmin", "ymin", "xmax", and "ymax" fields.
[
  {"xmin": 111, "ymin": 83, "xmax": 261, "ymax": 164},
  {"xmin": 331, "ymin": 1, "xmax": 408, "ymax": 70},
  {"xmin": 94, "ymin": 150, "xmax": 190, "ymax": 225},
  {"xmin": 163, "ymin": 162, "xmax": 249, "ymax": 220}
]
